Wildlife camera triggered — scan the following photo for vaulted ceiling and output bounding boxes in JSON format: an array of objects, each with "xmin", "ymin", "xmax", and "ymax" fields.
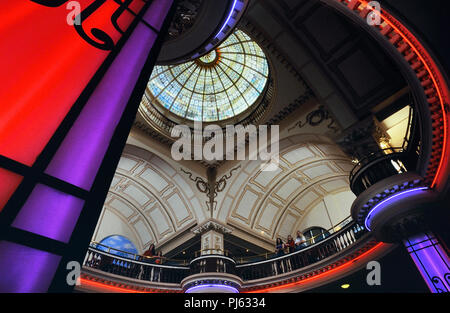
[
  {"xmin": 93, "ymin": 0, "xmax": 410, "ymax": 255},
  {"xmin": 92, "ymin": 145, "xmax": 208, "ymax": 253},
  {"xmin": 216, "ymin": 134, "xmax": 355, "ymax": 243}
]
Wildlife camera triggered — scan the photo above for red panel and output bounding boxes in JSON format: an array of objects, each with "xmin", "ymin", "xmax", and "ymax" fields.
[
  {"xmin": 0, "ymin": 169, "xmax": 23, "ymax": 212},
  {"xmin": 0, "ymin": 1, "xmax": 141, "ymax": 166}
]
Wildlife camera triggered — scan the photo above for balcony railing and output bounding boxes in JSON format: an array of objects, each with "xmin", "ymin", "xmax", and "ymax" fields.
[
  {"xmin": 83, "ymin": 247, "xmax": 190, "ymax": 284},
  {"xmin": 349, "ymin": 148, "xmax": 418, "ymax": 195},
  {"xmin": 82, "ymin": 220, "xmax": 368, "ymax": 287},
  {"xmin": 236, "ymin": 221, "xmax": 367, "ymax": 281},
  {"xmin": 189, "ymin": 255, "xmax": 236, "ymax": 276}
]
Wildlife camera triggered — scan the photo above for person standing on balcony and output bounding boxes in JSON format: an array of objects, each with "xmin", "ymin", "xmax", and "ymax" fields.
[
  {"xmin": 286, "ymin": 235, "xmax": 295, "ymax": 253},
  {"xmin": 295, "ymin": 231, "xmax": 307, "ymax": 251},
  {"xmin": 275, "ymin": 238, "xmax": 285, "ymax": 257},
  {"xmin": 286, "ymin": 235, "xmax": 296, "ymax": 271},
  {"xmin": 143, "ymin": 243, "xmax": 156, "ymax": 262},
  {"xmin": 154, "ymin": 251, "xmax": 163, "ymax": 282},
  {"xmin": 275, "ymin": 238, "xmax": 286, "ymax": 274},
  {"xmin": 142, "ymin": 243, "xmax": 156, "ymax": 281}
]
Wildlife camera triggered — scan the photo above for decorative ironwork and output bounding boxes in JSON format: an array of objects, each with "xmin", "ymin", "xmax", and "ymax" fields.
[
  {"xmin": 31, "ymin": 0, "xmax": 153, "ymax": 50},
  {"xmin": 288, "ymin": 105, "xmax": 339, "ymax": 133},
  {"xmin": 431, "ymin": 276, "xmax": 449, "ymax": 293},
  {"xmin": 191, "ymin": 220, "xmax": 233, "ymax": 235},
  {"xmin": 79, "ymin": 220, "xmax": 377, "ymax": 293},
  {"xmin": 181, "ymin": 165, "xmax": 241, "ymax": 214},
  {"xmin": 236, "ymin": 221, "xmax": 368, "ymax": 282},
  {"xmin": 349, "ymin": 148, "xmax": 415, "ymax": 195},
  {"xmin": 83, "ymin": 245, "xmax": 190, "ymax": 284}
]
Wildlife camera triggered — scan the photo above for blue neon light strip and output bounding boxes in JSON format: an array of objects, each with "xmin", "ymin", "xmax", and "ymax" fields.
[
  {"xmin": 364, "ymin": 187, "xmax": 428, "ymax": 231},
  {"xmin": 185, "ymin": 284, "xmax": 239, "ymax": 293},
  {"xmin": 216, "ymin": 0, "xmax": 239, "ymax": 37}
]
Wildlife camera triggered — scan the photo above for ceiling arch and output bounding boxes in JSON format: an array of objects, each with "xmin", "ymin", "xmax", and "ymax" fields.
[
  {"xmin": 216, "ymin": 134, "xmax": 356, "ymax": 241},
  {"xmin": 92, "ymin": 145, "xmax": 208, "ymax": 251}
]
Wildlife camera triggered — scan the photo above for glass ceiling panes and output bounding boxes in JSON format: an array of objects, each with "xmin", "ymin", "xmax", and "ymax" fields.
[{"xmin": 147, "ymin": 30, "xmax": 269, "ymax": 122}]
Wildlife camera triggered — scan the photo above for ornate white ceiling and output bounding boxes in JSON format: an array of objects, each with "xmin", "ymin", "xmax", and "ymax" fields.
[
  {"xmin": 93, "ymin": 133, "xmax": 356, "ymax": 253},
  {"xmin": 215, "ymin": 134, "xmax": 356, "ymax": 241},
  {"xmin": 92, "ymin": 145, "xmax": 208, "ymax": 252}
]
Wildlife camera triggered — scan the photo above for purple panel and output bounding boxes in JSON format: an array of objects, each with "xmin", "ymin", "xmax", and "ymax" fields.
[
  {"xmin": 404, "ymin": 233, "xmax": 450, "ymax": 293},
  {"xmin": 12, "ymin": 184, "xmax": 84, "ymax": 243},
  {"xmin": 45, "ymin": 23, "xmax": 159, "ymax": 190},
  {"xmin": 143, "ymin": 0, "xmax": 173, "ymax": 30},
  {"xmin": 0, "ymin": 241, "xmax": 61, "ymax": 293}
]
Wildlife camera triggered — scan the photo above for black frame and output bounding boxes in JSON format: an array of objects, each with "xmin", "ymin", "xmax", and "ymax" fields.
[{"xmin": 0, "ymin": 0, "xmax": 178, "ymax": 293}]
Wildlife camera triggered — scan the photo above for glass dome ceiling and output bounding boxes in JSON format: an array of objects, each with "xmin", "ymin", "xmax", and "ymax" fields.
[{"xmin": 146, "ymin": 30, "xmax": 269, "ymax": 122}]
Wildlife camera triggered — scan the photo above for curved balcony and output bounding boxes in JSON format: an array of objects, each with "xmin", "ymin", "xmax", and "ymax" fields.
[
  {"xmin": 158, "ymin": 0, "xmax": 249, "ymax": 65},
  {"xmin": 77, "ymin": 219, "xmax": 381, "ymax": 293},
  {"xmin": 349, "ymin": 148, "xmax": 419, "ymax": 196},
  {"xmin": 182, "ymin": 255, "xmax": 242, "ymax": 293},
  {"xmin": 189, "ymin": 254, "xmax": 236, "ymax": 275},
  {"xmin": 236, "ymin": 222, "xmax": 367, "ymax": 281},
  {"xmin": 82, "ymin": 247, "xmax": 189, "ymax": 286}
]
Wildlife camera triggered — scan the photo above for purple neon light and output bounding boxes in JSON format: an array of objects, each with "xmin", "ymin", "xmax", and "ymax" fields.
[
  {"xmin": 0, "ymin": 2, "xmax": 173, "ymax": 292},
  {"xmin": 404, "ymin": 233, "xmax": 450, "ymax": 293},
  {"xmin": 185, "ymin": 284, "xmax": 239, "ymax": 293},
  {"xmin": 364, "ymin": 187, "xmax": 428, "ymax": 231},
  {"xmin": 44, "ymin": 10, "xmax": 160, "ymax": 190},
  {"xmin": 215, "ymin": 0, "xmax": 238, "ymax": 37},
  {"xmin": 12, "ymin": 184, "xmax": 84, "ymax": 243},
  {"xmin": 143, "ymin": 0, "xmax": 173, "ymax": 31},
  {"xmin": 0, "ymin": 241, "xmax": 61, "ymax": 292}
]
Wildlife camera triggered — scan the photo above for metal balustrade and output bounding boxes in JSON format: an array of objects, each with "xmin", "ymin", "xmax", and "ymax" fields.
[
  {"xmin": 189, "ymin": 255, "xmax": 237, "ymax": 275},
  {"xmin": 83, "ymin": 247, "xmax": 190, "ymax": 284},
  {"xmin": 236, "ymin": 222, "xmax": 367, "ymax": 281},
  {"xmin": 82, "ymin": 220, "xmax": 368, "ymax": 286},
  {"xmin": 349, "ymin": 148, "xmax": 418, "ymax": 195}
]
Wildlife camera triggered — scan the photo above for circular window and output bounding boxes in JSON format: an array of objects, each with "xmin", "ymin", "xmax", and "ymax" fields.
[{"xmin": 146, "ymin": 29, "xmax": 270, "ymax": 122}]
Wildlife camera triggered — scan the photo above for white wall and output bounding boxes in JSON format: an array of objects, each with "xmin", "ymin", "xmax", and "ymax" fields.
[
  {"xmin": 297, "ymin": 190, "xmax": 355, "ymax": 232},
  {"xmin": 92, "ymin": 209, "xmax": 143, "ymax": 253}
]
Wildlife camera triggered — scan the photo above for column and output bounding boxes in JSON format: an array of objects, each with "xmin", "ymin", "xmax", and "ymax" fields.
[
  {"xmin": 201, "ymin": 230, "xmax": 225, "ymax": 256},
  {"xmin": 192, "ymin": 220, "xmax": 233, "ymax": 256},
  {"xmin": 404, "ymin": 232, "xmax": 450, "ymax": 293}
]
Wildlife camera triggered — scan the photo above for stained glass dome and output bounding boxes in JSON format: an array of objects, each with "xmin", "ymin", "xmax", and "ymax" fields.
[{"xmin": 146, "ymin": 30, "xmax": 270, "ymax": 122}]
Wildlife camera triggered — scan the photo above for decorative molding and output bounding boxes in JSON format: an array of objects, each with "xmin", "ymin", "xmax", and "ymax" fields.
[
  {"xmin": 181, "ymin": 165, "xmax": 241, "ymax": 214},
  {"xmin": 288, "ymin": 105, "xmax": 339, "ymax": 133},
  {"xmin": 191, "ymin": 220, "xmax": 233, "ymax": 235}
]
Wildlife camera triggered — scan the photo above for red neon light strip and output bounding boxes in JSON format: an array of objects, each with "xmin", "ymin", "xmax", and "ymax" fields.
[
  {"xmin": 79, "ymin": 278, "xmax": 147, "ymax": 293},
  {"xmin": 81, "ymin": 244, "xmax": 385, "ymax": 293},
  {"xmin": 346, "ymin": 0, "xmax": 449, "ymax": 188},
  {"xmin": 244, "ymin": 242, "xmax": 385, "ymax": 293},
  {"xmin": 79, "ymin": 277, "xmax": 182, "ymax": 293}
]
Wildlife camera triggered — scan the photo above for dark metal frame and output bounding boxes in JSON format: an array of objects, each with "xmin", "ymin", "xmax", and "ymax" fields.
[{"xmin": 0, "ymin": 0, "xmax": 178, "ymax": 293}]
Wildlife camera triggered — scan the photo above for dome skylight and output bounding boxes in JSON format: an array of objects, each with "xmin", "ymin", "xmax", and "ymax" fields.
[{"xmin": 146, "ymin": 30, "xmax": 269, "ymax": 122}]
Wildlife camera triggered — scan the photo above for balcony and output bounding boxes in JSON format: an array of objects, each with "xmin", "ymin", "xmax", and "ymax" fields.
[
  {"xmin": 77, "ymin": 219, "xmax": 381, "ymax": 293},
  {"xmin": 349, "ymin": 148, "xmax": 418, "ymax": 196}
]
